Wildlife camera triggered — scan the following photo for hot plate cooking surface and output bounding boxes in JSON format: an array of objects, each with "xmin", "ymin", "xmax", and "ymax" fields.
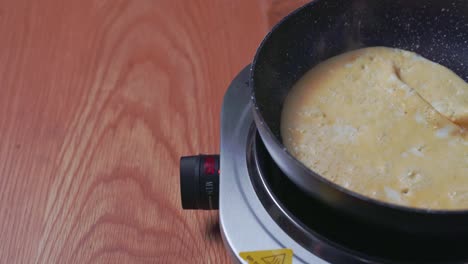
[
  {"xmin": 247, "ymin": 128, "xmax": 468, "ymax": 263},
  {"xmin": 216, "ymin": 65, "xmax": 468, "ymax": 263}
]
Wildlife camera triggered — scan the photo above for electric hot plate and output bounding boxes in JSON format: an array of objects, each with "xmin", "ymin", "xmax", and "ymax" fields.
[{"xmin": 180, "ymin": 66, "xmax": 468, "ymax": 264}]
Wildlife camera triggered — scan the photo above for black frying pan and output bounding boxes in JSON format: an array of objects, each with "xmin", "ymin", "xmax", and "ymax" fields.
[{"xmin": 251, "ymin": 0, "xmax": 468, "ymax": 236}]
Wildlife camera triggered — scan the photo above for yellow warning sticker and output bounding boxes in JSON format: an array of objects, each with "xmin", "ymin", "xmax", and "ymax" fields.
[{"xmin": 239, "ymin": 248, "xmax": 293, "ymax": 264}]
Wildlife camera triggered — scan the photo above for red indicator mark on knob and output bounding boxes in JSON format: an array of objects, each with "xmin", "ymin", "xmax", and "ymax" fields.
[{"xmin": 204, "ymin": 156, "xmax": 216, "ymax": 175}]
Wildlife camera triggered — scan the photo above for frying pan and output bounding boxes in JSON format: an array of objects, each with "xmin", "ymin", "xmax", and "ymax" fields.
[{"xmin": 251, "ymin": 0, "xmax": 468, "ymax": 236}]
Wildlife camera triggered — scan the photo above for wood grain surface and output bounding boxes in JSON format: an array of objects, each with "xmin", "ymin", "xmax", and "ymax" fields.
[{"xmin": 0, "ymin": 0, "xmax": 306, "ymax": 263}]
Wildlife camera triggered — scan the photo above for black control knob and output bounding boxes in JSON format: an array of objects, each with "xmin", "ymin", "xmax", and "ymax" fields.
[{"xmin": 180, "ymin": 155, "xmax": 220, "ymax": 210}]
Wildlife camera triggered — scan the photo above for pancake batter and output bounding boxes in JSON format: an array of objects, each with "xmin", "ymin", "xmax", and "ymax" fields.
[{"xmin": 281, "ymin": 47, "xmax": 468, "ymax": 209}]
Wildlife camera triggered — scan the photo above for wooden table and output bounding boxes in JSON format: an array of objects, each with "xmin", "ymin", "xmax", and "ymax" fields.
[{"xmin": 0, "ymin": 0, "xmax": 306, "ymax": 262}]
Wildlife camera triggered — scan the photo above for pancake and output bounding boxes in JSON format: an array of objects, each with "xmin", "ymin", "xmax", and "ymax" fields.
[{"xmin": 281, "ymin": 47, "xmax": 468, "ymax": 209}]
